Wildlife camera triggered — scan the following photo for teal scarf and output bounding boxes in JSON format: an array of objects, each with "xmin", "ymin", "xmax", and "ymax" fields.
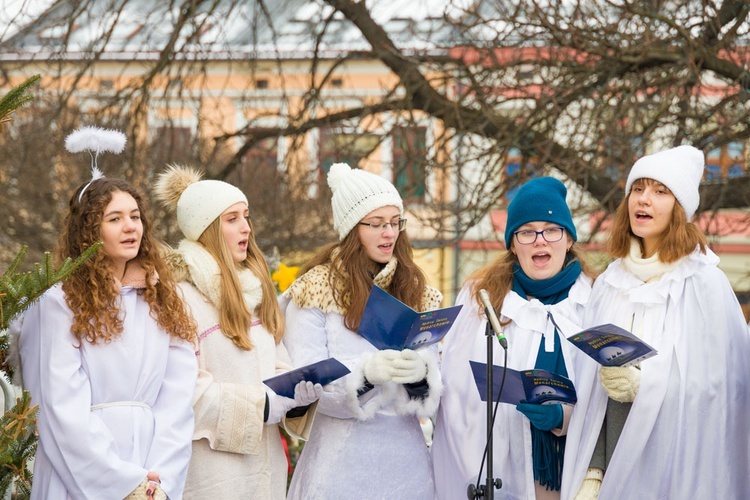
[
  {"xmin": 512, "ymin": 258, "xmax": 581, "ymax": 491},
  {"xmin": 511, "ymin": 258, "xmax": 581, "ymax": 305}
]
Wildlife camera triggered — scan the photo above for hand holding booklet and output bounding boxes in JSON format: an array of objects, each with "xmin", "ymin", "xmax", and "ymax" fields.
[
  {"xmin": 357, "ymin": 285, "xmax": 462, "ymax": 350},
  {"xmin": 469, "ymin": 361, "xmax": 577, "ymax": 406},
  {"xmin": 263, "ymin": 358, "xmax": 351, "ymax": 399},
  {"xmin": 567, "ymin": 323, "xmax": 657, "ymax": 367}
]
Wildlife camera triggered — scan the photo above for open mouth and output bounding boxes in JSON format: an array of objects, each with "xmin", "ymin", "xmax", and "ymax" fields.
[
  {"xmin": 531, "ymin": 251, "xmax": 551, "ymax": 266},
  {"xmin": 635, "ymin": 211, "xmax": 652, "ymax": 221},
  {"xmin": 378, "ymin": 242, "xmax": 393, "ymax": 252},
  {"xmin": 238, "ymin": 239, "xmax": 248, "ymax": 251},
  {"xmin": 121, "ymin": 238, "xmax": 138, "ymax": 246}
]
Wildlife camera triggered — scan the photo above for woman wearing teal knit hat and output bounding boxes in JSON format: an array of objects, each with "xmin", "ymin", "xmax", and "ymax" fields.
[{"xmin": 432, "ymin": 176, "xmax": 597, "ymax": 499}]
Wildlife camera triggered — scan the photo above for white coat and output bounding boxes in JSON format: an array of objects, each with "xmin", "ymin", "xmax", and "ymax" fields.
[
  {"xmin": 174, "ymin": 239, "xmax": 310, "ymax": 500},
  {"xmin": 431, "ymin": 275, "xmax": 592, "ymax": 500},
  {"xmin": 561, "ymin": 248, "xmax": 750, "ymax": 499},
  {"xmin": 19, "ymin": 285, "xmax": 197, "ymax": 500},
  {"xmin": 282, "ymin": 259, "xmax": 443, "ymax": 500}
]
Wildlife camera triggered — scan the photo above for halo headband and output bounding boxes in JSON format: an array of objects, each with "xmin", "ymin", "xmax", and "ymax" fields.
[{"xmin": 65, "ymin": 126, "xmax": 127, "ymax": 203}]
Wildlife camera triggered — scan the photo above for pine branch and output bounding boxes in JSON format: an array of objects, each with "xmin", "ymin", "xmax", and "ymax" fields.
[
  {"xmin": 0, "ymin": 75, "xmax": 41, "ymax": 130},
  {"xmin": 0, "ymin": 243, "xmax": 101, "ymax": 331},
  {"xmin": 0, "ymin": 391, "xmax": 38, "ymax": 499}
]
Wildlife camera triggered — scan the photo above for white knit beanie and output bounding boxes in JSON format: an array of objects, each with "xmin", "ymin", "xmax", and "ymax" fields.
[
  {"xmin": 625, "ymin": 145, "xmax": 704, "ymax": 219},
  {"xmin": 154, "ymin": 165, "xmax": 248, "ymax": 241},
  {"xmin": 328, "ymin": 163, "xmax": 404, "ymax": 240}
]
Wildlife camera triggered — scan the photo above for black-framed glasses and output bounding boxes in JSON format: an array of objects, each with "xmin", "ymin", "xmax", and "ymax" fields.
[
  {"xmin": 358, "ymin": 218, "xmax": 407, "ymax": 233},
  {"xmin": 513, "ymin": 226, "xmax": 565, "ymax": 245}
]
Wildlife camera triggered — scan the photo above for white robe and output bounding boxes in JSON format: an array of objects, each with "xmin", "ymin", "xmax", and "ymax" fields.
[
  {"xmin": 19, "ymin": 285, "xmax": 197, "ymax": 500},
  {"xmin": 283, "ymin": 303, "xmax": 442, "ymax": 500},
  {"xmin": 561, "ymin": 248, "xmax": 750, "ymax": 499},
  {"xmin": 431, "ymin": 276, "xmax": 592, "ymax": 500}
]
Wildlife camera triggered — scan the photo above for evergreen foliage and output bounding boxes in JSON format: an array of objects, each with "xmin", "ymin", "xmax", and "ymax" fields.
[
  {"xmin": 0, "ymin": 73, "xmax": 101, "ymax": 499},
  {"xmin": 0, "ymin": 75, "xmax": 41, "ymax": 131}
]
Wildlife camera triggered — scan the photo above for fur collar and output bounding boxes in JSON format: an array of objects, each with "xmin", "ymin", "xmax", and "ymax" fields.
[
  {"xmin": 176, "ymin": 239, "xmax": 263, "ymax": 312},
  {"xmin": 284, "ymin": 256, "xmax": 442, "ymax": 313}
]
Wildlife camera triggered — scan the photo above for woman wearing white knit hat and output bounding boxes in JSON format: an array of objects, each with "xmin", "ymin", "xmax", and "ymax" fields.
[
  {"xmin": 563, "ymin": 145, "xmax": 750, "ymax": 499},
  {"xmin": 283, "ymin": 162, "xmax": 443, "ymax": 499},
  {"xmin": 155, "ymin": 166, "xmax": 322, "ymax": 500}
]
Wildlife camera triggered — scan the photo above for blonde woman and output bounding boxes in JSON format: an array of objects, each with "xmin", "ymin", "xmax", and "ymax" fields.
[{"xmin": 155, "ymin": 166, "xmax": 320, "ymax": 499}]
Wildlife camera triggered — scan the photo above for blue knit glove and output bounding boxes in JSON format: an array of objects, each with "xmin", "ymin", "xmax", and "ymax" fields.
[{"xmin": 516, "ymin": 403, "xmax": 563, "ymax": 431}]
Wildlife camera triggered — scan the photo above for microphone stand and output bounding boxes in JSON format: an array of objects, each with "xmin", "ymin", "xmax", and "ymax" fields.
[{"xmin": 467, "ymin": 321, "xmax": 504, "ymax": 499}]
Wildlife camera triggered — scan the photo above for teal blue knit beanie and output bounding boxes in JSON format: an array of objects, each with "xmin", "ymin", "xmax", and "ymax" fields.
[{"xmin": 504, "ymin": 177, "xmax": 577, "ymax": 249}]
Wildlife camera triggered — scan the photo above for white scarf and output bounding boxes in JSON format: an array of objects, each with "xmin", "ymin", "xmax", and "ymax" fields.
[
  {"xmin": 622, "ymin": 239, "xmax": 678, "ymax": 283},
  {"xmin": 177, "ymin": 239, "xmax": 263, "ymax": 312}
]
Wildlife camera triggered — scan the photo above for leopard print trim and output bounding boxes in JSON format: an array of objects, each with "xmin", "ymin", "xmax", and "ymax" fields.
[{"xmin": 283, "ymin": 257, "xmax": 443, "ymax": 313}]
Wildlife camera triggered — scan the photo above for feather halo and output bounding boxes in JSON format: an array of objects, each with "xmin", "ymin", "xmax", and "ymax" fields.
[
  {"xmin": 65, "ymin": 126, "xmax": 127, "ymax": 155},
  {"xmin": 65, "ymin": 126, "xmax": 127, "ymax": 202}
]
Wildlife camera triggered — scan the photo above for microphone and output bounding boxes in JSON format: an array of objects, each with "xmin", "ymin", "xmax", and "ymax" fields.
[{"xmin": 478, "ymin": 289, "xmax": 508, "ymax": 349}]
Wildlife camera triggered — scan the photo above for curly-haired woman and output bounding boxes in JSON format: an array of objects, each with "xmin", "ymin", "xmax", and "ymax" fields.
[{"xmin": 18, "ymin": 176, "xmax": 198, "ymax": 500}]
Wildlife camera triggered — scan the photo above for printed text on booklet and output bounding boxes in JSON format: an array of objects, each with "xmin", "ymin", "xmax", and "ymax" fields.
[
  {"xmin": 357, "ymin": 285, "xmax": 462, "ymax": 350},
  {"xmin": 567, "ymin": 323, "xmax": 657, "ymax": 367},
  {"xmin": 469, "ymin": 361, "xmax": 577, "ymax": 406}
]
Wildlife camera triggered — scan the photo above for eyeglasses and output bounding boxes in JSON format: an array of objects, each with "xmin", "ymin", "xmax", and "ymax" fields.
[
  {"xmin": 513, "ymin": 226, "xmax": 565, "ymax": 245},
  {"xmin": 358, "ymin": 218, "xmax": 407, "ymax": 233}
]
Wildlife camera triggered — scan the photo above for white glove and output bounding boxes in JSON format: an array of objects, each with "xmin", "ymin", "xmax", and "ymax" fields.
[
  {"xmin": 266, "ymin": 381, "xmax": 323, "ymax": 424},
  {"xmin": 363, "ymin": 349, "xmax": 402, "ymax": 385},
  {"xmin": 599, "ymin": 366, "xmax": 640, "ymax": 403},
  {"xmin": 574, "ymin": 467, "xmax": 603, "ymax": 500},
  {"xmin": 363, "ymin": 349, "xmax": 428, "ymax": 385},
  {"xmin": 390, "ymin": 349, "xmax": 427, "ymax": 384}
]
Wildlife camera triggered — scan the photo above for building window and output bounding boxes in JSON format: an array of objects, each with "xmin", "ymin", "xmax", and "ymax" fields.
[
  {"xmin": 392, "ymin": 126, "xmax": 427, "ymax": 202},
  {"xmin": 706, "ymin": 142, "xmax": 747, "ymax": 180},
  {"xmin": 256, "ymin": 79, "xmax": 269, "ymax": 89},
  {"xmin": 504, "ymin": 147, "xmax": 536, "ymax": 201},
  {"xmin": 318, "ymin": 127, "xmax": 380, "ymax": 175}
]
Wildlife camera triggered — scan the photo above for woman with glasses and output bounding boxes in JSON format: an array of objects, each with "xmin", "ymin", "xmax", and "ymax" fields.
[
  {"xmin": 432, "ymin": 176, "xmax": 596, "ymax": 500},
  {"xmin": 282, "ymin": 162, "xmax": 443, "ymax": 499}
]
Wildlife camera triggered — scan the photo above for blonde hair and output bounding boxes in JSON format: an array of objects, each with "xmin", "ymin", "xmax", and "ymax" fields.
[
  {"xmin": 197, "ymin": 217, "xmax": 284, "ymax": 349},
  {"xmin": 609, "ymin": 178, "xmax": 707, "ymax": 262}
]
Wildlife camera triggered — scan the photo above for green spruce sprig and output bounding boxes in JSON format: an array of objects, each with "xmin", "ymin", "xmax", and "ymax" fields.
[
  {"xmin": 1, "ymin": 242, "xmax": 102, "ymax": 331},
  {"xmin": 0, "ymin": 75, "xmax": 41, "ymax": 130}
]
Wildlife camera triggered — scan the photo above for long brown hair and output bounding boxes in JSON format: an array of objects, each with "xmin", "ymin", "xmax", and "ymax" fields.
[
  {"xmin": 300, "ymin": 229, "xmax": 427, "ymax": 331},
  {"xmin": 197, "ymin": 217, "xmax": 284, "ymax": 349},
  {"xmin": 57, "ymin": 178, "xmax": 196, "ymax": 345},
  {"xmin": 468, "ymin": 234, "xmax": 592, "ymax": 317},
  {"xmin": 609, "ymin": 178, "xmax": 707, "ymax": 263}
]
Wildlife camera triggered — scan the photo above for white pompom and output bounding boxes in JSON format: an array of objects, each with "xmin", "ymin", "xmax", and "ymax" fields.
[
  {"xmin": 65, "ymin": 126, "xmax": 127, "ymax": 155},
  {"xmin": 327, "ymin": 162, "xmax": 352, "ymax": 191}
]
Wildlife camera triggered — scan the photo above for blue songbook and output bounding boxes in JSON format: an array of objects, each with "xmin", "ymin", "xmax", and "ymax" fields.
[
  {"xmin": 263, "ymin": 358, "xmax": 351, "ymax": 398},
  {"xmin": 469, "ymin": 361, "xmax": 577, "ymax": 406},
  {"xmin": 567, "ymin": 323, "xmax": 657, "ymax": 367},
  {"xmin": 357, "ymin": 285, "xmax": 462, "ymax": 350}
]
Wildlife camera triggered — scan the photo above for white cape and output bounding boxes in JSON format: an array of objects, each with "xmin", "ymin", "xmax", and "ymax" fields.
[
  {"xmin": 432, "ymin": 275, "xmax": 592, "ymax": 500},
  {"xmin": 562, "ymin": 249, "xmax": 750, "ymax": 499}
]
